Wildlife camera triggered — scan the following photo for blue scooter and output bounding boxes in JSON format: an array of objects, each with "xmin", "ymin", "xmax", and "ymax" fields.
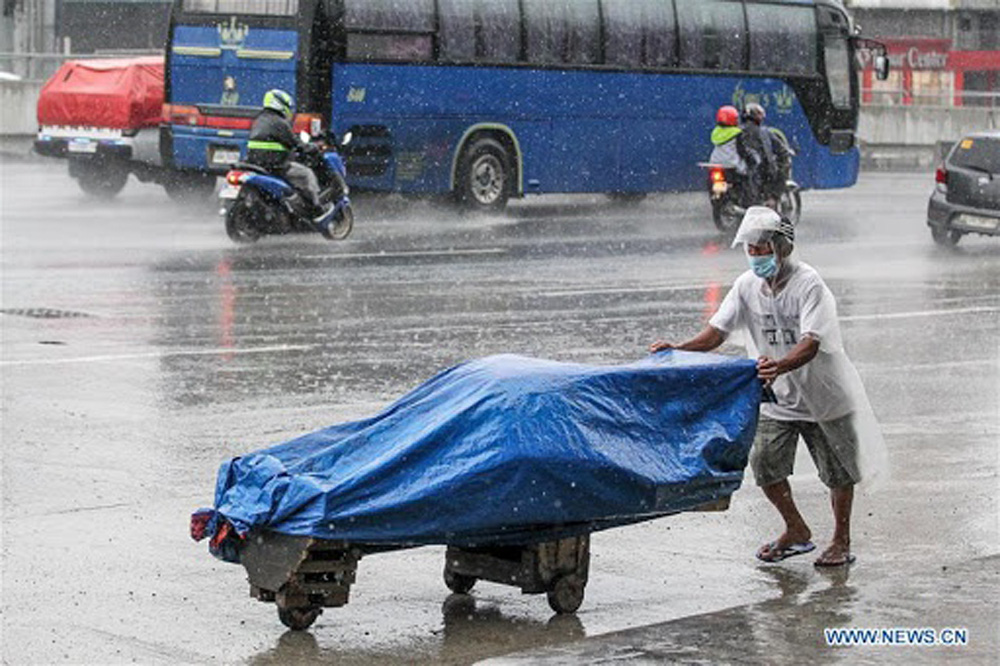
[{"xmin": 220, "ymin": 131, "xmax": 353, "ymax": 244}]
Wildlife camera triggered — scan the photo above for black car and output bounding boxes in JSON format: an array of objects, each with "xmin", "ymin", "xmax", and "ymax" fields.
[{"xmin": 927, "ymin": 130, "xmax": 1000, "ymax": 246}]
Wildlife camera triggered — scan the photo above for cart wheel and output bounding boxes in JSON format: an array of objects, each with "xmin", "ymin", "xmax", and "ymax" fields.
[
  {"xmin": 547, "ymin": 574, "xmax": 585, "ymax": 614},
  {"xmin": 443, "ymin": 569, "xmax": 477, "ymax": 594},
  {"xmin": 277, "ymin": 605, "xmax": 322, "ymax": 631}
]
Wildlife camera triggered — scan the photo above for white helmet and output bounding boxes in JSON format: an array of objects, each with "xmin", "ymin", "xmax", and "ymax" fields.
[{"xmin": 731, "ymin": 206, "xmax": 795, "ymax": 247}]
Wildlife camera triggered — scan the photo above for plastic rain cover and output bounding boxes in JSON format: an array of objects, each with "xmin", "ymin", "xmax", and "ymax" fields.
[
  {"xmin": 36, "ymin": 57, "xmax": 164, "ymax": 129},
  {"xmin": 205, "ymin": 353, "xmax": 761, "ymax": 547}
]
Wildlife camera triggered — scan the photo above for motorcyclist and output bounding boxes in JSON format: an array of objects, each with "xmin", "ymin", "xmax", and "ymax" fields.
[
  {"xmin": 709, "ymin": 105, "xmax": 760, "ymax": 205},
  {"xmin": 743, "ymin": 102, "xmax": 790, "ymax": 208},
  {"xmin": 246, "ymin": 89, "xmax": 330, "ymax": 221}
]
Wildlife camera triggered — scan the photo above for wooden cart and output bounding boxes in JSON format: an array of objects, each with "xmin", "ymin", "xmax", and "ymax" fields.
[
  {"xmin": 240, "ymin": 532, "xmax": 590, "ymax": 630},
  {"xmin": 240, "ymin": 496, "xmax": 729, "ymax": 630}
]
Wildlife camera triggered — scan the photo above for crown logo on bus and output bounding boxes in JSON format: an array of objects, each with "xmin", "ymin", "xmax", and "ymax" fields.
[
  {"xmin": 218, "ymin": 17, "xmax": 249, "ymax": 50},
  {"xmin": 773, "ymin": 86, "xmax": 795, "ymax": 114}
]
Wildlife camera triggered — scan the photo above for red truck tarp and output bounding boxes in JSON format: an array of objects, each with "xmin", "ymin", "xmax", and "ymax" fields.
[{"xmin": 37, "ymin": 56, "xmax": 164, "ymax": 130}]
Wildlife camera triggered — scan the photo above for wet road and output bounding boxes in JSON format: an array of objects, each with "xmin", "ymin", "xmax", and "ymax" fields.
[{"xmin": 2, "ymin": 161, "xmax": 997, "ymax": 664}]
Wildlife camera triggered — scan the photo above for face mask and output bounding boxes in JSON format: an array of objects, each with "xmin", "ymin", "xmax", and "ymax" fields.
[{"xmin": 749, "ymin": 254, "xmax": 778, "ymax": 278}]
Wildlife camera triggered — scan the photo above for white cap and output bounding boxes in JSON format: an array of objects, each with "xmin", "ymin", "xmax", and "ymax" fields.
[{"xmin": 731, "ymin": 206, "xmax": 794, "ymax": 247}]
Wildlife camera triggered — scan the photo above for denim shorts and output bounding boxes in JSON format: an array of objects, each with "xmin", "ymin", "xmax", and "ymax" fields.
[{"xmin": 750, "ymin": 415, "xmax": 861, "ymax": 489}]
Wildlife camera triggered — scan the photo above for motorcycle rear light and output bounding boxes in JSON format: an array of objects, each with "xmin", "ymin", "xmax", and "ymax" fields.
[
  {"xmin": 710, "ymin": 169, "xmax": 725, "ymax": 183},
  {"xmin": 226, "ymin": 171, "xmax": 245, "ymax": 186}
]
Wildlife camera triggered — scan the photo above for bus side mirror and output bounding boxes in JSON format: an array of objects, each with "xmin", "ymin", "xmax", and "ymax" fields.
[{"xmin": 874, "ymin": 54, "xmax": 890, "ymax": 81}]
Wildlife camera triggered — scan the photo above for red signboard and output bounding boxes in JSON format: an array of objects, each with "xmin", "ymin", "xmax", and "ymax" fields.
[{"xmin": 859, "ymin": 37, "xmax": 951, "ymax": 71}]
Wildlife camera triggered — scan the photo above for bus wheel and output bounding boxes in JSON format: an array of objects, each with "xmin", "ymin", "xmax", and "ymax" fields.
[{"xmin": 456, "ymin": 138, "xmax": 511, "ymax": 212}]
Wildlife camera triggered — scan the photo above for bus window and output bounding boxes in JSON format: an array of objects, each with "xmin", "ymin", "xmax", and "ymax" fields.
[
  {"xmin": 182, "ymin": 0, "xmax": 298, "ymax": 14},
  {"xmin": 676, "ymin": 0, "xmax": 745, "ymax": 71},
  {"xmin": 747, "ymin": 3, "xmax": 817, "ymax": 75},
  {"xmin": 603, "ymin": 0, "xmax": 677, "ymax": 69},
  {"xmin": 438, "ymin": 0, "xmax": 521, "ymax": 64},
  {"xmin": 523, "ymin": 0, "xmax": 600, "ymax": 66},
  {"xmin": 824, "ymin": 36, "xmax": 852, "ymax": 109},
  {"xmin": 344, "ymin": 0, "xmax": 435, "ymax": 62}
]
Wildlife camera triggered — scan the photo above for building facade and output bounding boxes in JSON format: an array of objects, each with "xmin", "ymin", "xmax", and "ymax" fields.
[{"xmin": 848, "ymin": 0, "xmax": 1000, "ymax": 106}]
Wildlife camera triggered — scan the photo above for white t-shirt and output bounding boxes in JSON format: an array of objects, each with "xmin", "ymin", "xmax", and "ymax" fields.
[{"xmin": 709, "ymin": 261, "xmax": 853, "ymax": 421}]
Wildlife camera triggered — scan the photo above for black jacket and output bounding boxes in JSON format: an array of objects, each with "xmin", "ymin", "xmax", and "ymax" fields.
[
  {"xmin": 246, "ymin": 108, "xmax": 302, "ymax": 172},
  {"xmin": 741, "ymin": 121, "xmax": 775, "ymax": 174}
]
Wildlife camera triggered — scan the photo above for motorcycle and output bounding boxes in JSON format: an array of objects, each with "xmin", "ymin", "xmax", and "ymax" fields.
[
  {"xmin": 220, "ymin": 131, "xmax": 354, "ymax": 244},
  {"xmin": 698, "ymin": 162, "xmax": 801, "ymax": 233}
]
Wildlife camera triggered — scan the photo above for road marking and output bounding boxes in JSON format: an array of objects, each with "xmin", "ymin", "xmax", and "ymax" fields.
[
  {"xmin": 0, "ymin": 344, "xmax": 314, "ymax": 367},
  {"xmin": 540, "ymin": 283, "xmax": 710, "ymax": 298},
  {"xmin": 840, "ymin": 306, "xmax": 999, "ymax": 322},
  {"xmin": 301, "ymin": 248, "xmax": 508, "ymax": 260}
]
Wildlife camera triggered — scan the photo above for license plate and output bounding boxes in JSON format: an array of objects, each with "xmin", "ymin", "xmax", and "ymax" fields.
[
  {"xmin": 959, "ymin": 214, "xmax": 999, "ymax": 231},
  {"xmin": 219, "ymin": 184, "xmax": 240, "ymax": 199},
  {"xmin": 211, "ymin": 148, "xmax": 240, "ymax": 165},
  {"xmin": 712, "ymin": 182, "xmax": 728, "ymax": 195},
  {"xmin": 68, "ymin": 140, "xmax": 97, "ymax": 153}
]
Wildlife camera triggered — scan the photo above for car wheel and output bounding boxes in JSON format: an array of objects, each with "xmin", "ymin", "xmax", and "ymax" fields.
[{"xmin": 931, "ymin": 226, "xmax": 960, "ymax": 247}]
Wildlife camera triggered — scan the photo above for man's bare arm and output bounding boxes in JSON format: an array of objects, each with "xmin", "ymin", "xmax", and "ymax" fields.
[
  {"xmin": 650, "ymin": 326, "xmax": 727, "ymax": 354},
  {"xmin": 757, "ymin": 334, "xmax": 820, "ymax": 382}
]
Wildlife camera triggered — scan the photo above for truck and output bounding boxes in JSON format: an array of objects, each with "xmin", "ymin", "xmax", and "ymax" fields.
[{"xmin": 33, "ymin": 56, "xmax": 216, "ymax": 201}]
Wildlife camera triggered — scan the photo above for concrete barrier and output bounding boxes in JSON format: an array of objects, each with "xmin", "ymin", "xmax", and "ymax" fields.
[
  {"xmin": 858, "ymin": 105, "xmax": 999, "ymax": 170},
  {"xmin": 0, "ymin": 80, "xmax": 42, "ymax": 136}
]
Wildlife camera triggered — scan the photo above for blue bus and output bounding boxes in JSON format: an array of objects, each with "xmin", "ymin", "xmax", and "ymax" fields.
[{"xmin": 163, "ymin": 0, "xmax": 884, "ymax": 210}]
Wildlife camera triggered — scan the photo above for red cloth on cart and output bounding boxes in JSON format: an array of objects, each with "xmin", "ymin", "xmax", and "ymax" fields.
[{"xmin": 36, "ymin": 56, "xmax": 164, "ymax": 129}]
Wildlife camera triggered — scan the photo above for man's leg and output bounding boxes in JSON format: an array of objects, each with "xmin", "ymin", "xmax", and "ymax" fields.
[
  {"xmin": 802, "ymin": 417, "xmax": 860, "ymax": 566},
  {"xmin": 285, "ymin": 162, "xmax": 323, "ymax": 210},
  {"xmin": 751, "ymin": 419, "xmax": 813, "ymax": 560},
  {"xmin": 814, "ymin": 485, "xmax": 854, "ymax": 565},
  {"xmin": 760, "ymin": 479, "xmax": 812, "ymax": 552}
]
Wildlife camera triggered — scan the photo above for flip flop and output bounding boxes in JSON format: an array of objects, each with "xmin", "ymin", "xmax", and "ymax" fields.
[
  {"xmin": 814, "ymin": 553, "xmax": 856, "ymax": 568},
  {"xmin": 755, "ymin": 540, "xmax": 816, "ymax": 563}
]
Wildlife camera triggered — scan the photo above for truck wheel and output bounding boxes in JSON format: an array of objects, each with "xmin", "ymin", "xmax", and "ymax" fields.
[
  {"xmin": 443, "ymin": 568, "xmax": 476, "ymax": 594},
  {"xmin": 277, "ymin": 605, "xmax": 322, "ymax": 631},
  {"xmin": 164, "ymin": 172, "xmax": 217, "ymax": 202},
  {"xmin": 546, "ymin": 574, "xmax": 585, "ymax": 614},
  {"xmin": 74, "ymin": 160, "xmax": 128, "ymax": 199},
  {"xmin": 456, "ymin": 137, "xmax": 511, "ymax": 212}
]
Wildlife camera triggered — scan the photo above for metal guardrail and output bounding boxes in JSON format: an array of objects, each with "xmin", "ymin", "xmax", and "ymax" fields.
[
  {"xmin": 0, "ymin": 51, "xmax": 162, "ymax": 83},
  {"xmin": 862, "ymin": 88, "xmax": 1000, "ymax": 109}
]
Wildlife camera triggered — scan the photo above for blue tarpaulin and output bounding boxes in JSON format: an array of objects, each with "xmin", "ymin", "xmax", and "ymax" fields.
[{"xmin": 204, "ymin": 352, "xmax": 760, "ymax": 547}]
